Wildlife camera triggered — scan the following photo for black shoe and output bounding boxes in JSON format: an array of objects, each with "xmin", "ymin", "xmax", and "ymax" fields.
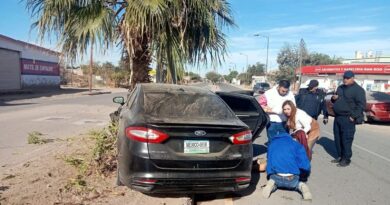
[
  {"xmin": 337, "ymin": 160, "xmax": 351, "ymax": 167},
  {"xmin": 331, "ymin": 158, "xmax": 341, "ymax": 163}
]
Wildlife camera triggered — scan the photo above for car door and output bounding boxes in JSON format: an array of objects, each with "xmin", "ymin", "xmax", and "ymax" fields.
[{"xmin": 216, "ymin": 92, "xmax": 269, "ymax": 140}]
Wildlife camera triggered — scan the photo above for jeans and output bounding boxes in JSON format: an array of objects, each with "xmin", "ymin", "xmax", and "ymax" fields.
[
  {"xmin": 266, "ymin": 122, "xmax": 288, "ymax": 142},
  {"xmin": 270, "ymin": 174, "xmax": 300, "ymax": 190},
  {"xmin": 333, "ymin": 116, "xmax": 356, "ymax": 161}
]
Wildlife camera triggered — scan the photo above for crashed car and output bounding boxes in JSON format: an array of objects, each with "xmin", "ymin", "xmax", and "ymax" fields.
[{"xmin": 111, "ymin": 83, "xmax": 269, "ymax": 193}]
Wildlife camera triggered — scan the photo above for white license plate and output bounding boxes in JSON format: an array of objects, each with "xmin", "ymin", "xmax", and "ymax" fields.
[{"xmin": 184, "ymin": 140, "xmax": 209, "ymax": 154}]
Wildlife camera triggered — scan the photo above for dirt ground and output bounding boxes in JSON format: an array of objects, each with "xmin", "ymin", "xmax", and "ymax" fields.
[{"xmin": 0, "ymin": 134, "xmax": 191, "ymax": 205}]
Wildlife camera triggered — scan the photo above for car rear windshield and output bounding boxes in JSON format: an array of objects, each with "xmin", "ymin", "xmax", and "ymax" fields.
[{"xmin": 143, "ymin": 92, "xmax": 237, "ymax": 121}]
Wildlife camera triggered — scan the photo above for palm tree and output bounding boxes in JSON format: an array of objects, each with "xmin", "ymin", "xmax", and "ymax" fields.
[{"xmin": 26, "ymin": 0, "xmax": 234, "ymax": 89}]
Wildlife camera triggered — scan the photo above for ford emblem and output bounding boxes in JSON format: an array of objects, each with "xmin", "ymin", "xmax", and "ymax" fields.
[{"xmin": 194, "ymin": 130, "xmax": 207, "ymax": 136}]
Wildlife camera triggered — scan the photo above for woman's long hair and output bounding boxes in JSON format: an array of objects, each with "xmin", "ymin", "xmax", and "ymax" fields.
[{"xmin": 283, "ymin": 100, "xmax": 297, "ymax": 130}]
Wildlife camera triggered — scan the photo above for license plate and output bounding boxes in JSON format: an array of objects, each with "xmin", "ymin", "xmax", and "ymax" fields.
[{"xmin": 184, "ymin": 140, "xmax": 209, "ymax": 154}]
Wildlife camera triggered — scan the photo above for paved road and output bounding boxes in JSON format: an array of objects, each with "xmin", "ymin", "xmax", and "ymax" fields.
[
  {"xmin": 0, "ymin": 89, "xmax": 127, "ymax": 168},
  {"xmin": 195, "ymin": 83, "xmax": 390, "ymax": 205},
  {"xmin": 1, "ymin": 84, "xmax": 389, "ymax": 205}
]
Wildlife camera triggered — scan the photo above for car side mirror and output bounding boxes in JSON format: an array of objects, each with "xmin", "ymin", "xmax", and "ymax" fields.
[{"xmin": 113, "ymin": 96, "xmax": 125, "ymax": 105}]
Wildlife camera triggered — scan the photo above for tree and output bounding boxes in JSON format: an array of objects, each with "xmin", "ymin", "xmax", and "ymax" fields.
[
  {"xmin": 26, "ymin": 0, "xmax": 234, "ymax": 89},
  {"xmin": 224, "ymin": 70, "xmax": 238, "ymax": 83},
  {"xmin": 275, "ymin": 40, "xmax": 341, "ymax": 82},
  {"xmin": 206, "ymin": 72, "xmax": 221, "ymax": 83},
  {"xmin": 185, "ymin": 72, "xmax": 202, "ymax": 81},
  {"xmin": 247, "ymin": 62, "xmax": 265, "ymax": 77},
  {"xmin": 308, "ymin": 53, "xmax": 341, "ymax": 65},
  {"xmin": 236, "ymin": 72, "xmax": 251, "ymax": 84},
  {"xmin": 276, "ymin": 43, "xmax": 299, "ymax": 82}
]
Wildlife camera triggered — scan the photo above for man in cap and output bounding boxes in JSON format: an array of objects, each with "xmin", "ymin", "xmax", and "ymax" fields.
[
  {"xmin": 296, "ymin": 79, "xmax": 329, "ymax": 123},
  {"xmin": 331, "ymin": 71, "xmax": 366, "ymax": 167}
]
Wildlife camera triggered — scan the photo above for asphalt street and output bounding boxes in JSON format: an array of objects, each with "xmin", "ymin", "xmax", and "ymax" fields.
[
  {"xmin": 0, "ymin": 89, "xmax": 127, "ymax": 168},
  {"xmin": 1, "ymin": 84, "xmax": 389, "ymax": 205},
  {"xmin": 195, "ymin": 83, "xmax": 390, "ymax": 205}
]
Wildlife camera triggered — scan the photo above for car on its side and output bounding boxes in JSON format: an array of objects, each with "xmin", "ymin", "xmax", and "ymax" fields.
[
  {"xmin": 325, "ymin": 91, "xmax": 390, "ymax": 123},
  {"xmin": 111, "ymin": 83, "xmax": 269, "ymax": 194},
  {"xmin": 253, "ymin": 82, "xmax": 270, "ymax": 94}
]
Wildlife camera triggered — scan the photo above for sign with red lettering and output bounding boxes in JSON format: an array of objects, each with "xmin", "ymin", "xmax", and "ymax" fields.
[
  {"xmin": 301, "ymin": 64, "xmax": 390, "ymax": 75},
  {"xmin": 21, "ymin": 59, "xmax": 59, "ymax": 76}
]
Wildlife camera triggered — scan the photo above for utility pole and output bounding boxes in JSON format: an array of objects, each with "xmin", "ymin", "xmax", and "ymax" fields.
[
  {"xmin": 89, "ymin": 43, "xmax": 93, "ymax": 92},
  {"xmin": 240, "ymin": 53, "xmax": 249, "ymax": 84},
  {"xmin": 254, "ymin": 34, "xmax": 269, "ymax": 75}
]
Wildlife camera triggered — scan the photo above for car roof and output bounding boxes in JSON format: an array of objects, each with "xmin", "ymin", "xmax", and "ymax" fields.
[{"xmin": 139, "ymin": 83, "xmax": 212, "ymax": 94}]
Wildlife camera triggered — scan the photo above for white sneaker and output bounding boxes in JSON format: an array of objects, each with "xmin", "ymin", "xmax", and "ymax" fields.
[
  {"xmin": 262, "ymin": 179, "xmax": 276, "ymax": 198},
  {"xmin": 298, "ymin": 182, "xmax": 312, "ymax": 200}
]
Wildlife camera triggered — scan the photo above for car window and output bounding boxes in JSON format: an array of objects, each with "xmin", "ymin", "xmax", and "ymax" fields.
[{"xmin": 143, "ymin": 92, "xmax": 236, "ymax": 120}]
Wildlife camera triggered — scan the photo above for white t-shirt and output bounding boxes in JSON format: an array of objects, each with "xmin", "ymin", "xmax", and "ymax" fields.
[
  {"xmin": 264, "ymin": 87, "xmax": 296, "ymax": 122},
  {"xmin": 291, "ymin": 109, "xmax": 313, "ymax": 133}
]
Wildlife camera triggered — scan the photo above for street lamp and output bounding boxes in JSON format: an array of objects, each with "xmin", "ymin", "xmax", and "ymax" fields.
[
  {"xmin": 239, "ymin": 53, "xmax": 249, "ymax": 73},
  {"xmin": 254, "ymin": 34, "xmax": 269, "ymax": 75},
  {"xmin": 239, "ymin": 53, "xmax": 249, "ymax": 84}
]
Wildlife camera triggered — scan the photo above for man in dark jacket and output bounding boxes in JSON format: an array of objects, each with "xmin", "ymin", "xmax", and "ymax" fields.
[
  {"xmin": 295, "ymin": 79, "xmax": 329, "ymax": 124},
  {"xmin": 331, "ymin": 71, "xmax": 366, "ymax": 167},
  {"xmin": 262, "ymin": 132, "xmax": 312, "ymax": 200}
]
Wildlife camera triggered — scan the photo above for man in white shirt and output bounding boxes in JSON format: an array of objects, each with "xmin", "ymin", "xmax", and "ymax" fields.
[{"xmin": 262, "ymin": 80, "xmax": 296, "ymax": 143}]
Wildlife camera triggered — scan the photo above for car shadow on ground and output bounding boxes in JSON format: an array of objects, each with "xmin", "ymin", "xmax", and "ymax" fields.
[
  {"xmin": 366, "ymin": 121, "xmax": 390, "ymax": 126},
  {"xmin": 317, "ymin": 136, "xmax": 338, "ymax": 159}
]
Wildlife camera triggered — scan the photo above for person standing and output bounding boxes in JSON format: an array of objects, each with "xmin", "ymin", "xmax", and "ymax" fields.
[
  {"xmin": 262, "ymin": 132, "xmax": 312, "ymax": 200},
  {"xmin": 261, "ymin": 80, "xmax": 296, "ymax": 143},
  {"xmin": 295, "ymin": 79, "xmax": 329, "ymax": 124},
  {"xmin": 331, "ymin": 71, "xmax": 366, "ymax": 167}
]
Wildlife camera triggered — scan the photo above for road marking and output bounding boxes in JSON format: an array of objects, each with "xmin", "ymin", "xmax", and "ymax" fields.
[{"xmin": 323, "ymin": 130, "xmax": 390, "ymax": 163}]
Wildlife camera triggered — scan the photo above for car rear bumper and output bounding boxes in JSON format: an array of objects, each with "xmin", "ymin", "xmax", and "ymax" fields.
[
  {"xmin": 129, "ymin": 177, "xmax": 250, "ymax": 193},
  {"xmin": 367, "ymin": 111, "xmax": 390, "ymax": 122},
  {"xmin": 118, "ymin": 152, "xmax": 252, "ymax": 193}
]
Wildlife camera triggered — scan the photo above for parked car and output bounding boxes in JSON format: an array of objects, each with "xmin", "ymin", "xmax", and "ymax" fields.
[
  {"xmin": 253, "ymin": 82, "xmax": 270, "ymax": 94},
  {"xmin": 325, "ymin": 91, "xmax": 390, "ymax": 123},
  {"xmin": 111, "ymin": 83, "xmax": 269, "ymax": 194}
]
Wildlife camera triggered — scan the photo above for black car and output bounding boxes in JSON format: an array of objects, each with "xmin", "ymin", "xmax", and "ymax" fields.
[
  {"xmin": 253, "ymin": 82, "xmax": 270, "ymax": 94},
  {"xmin": 112, "ymin": 83, "xmax": 269, "ymax": 194}
]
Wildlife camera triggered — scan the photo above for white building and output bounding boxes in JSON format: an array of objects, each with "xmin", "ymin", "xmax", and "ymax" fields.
[{"xmin": 0, "ymin": 34, "xmax": 61, "ymax": 90}]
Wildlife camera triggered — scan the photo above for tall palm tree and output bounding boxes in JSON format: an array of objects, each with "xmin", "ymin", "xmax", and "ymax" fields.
[{"xmin": 26, "ymin": 0, "xmax": 234, "ymax": 89}]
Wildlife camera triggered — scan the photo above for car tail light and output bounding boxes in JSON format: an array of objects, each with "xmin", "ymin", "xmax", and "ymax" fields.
[
  {"xmin": 133, "ymin": 178, "xmax": 158, "ymax": 184},
  {"xmin": 235, "ymin": 177, "xmax": 251, "ymax": 183},
  {"xmin": 125, "ymin": 127, "xmax": 169, "ymax": 143},
  {"xmin": 372, "ymin": 103, "xmax": 389, "ymax": 110},
  {"xmin": 229, "ymin": 130, "xmax": 252, "ymax": 144}
]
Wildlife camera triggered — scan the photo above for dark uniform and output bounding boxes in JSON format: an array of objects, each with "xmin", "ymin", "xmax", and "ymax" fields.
[
  {"xmin": 332, "ymin": 80, "xmax": 366, "ymax": 166},
  {"xmin": 295, "ymin": 88, "xmax": 328, "ymax": 120}
]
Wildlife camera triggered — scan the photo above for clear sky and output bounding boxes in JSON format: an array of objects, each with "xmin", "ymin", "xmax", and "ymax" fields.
[{"xmin": 1, "ymin": 0, "xmax": 389, "ymax": 76}]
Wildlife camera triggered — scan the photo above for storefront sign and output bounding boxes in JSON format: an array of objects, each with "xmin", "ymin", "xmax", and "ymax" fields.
[
  {"xmin": 21, "ymin": 59, "xmax": 59, "ymax": 76},
  {"xmin": 301, "ymin": 64, "xmax": 390, "ymax": 75}
]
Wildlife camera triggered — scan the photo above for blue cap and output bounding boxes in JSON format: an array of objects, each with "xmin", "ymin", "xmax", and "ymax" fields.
[{"xmin": 343, "ymin": 70, "xmax": 355, "ymax": 78}]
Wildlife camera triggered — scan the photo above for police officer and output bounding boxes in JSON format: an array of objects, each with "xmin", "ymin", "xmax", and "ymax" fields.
[
  {"xmin": 295, "ymin": 79, "xmax": 328, "ymax": 124},
  {"xmin": 331, "ymin": 71, "xmax": 366, "ymax": 167}
]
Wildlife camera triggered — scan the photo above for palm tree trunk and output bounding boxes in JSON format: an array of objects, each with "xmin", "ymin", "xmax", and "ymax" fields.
[{"xmin": 128, "ymin": 34, "xmax": 152, "ymax": 89}]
